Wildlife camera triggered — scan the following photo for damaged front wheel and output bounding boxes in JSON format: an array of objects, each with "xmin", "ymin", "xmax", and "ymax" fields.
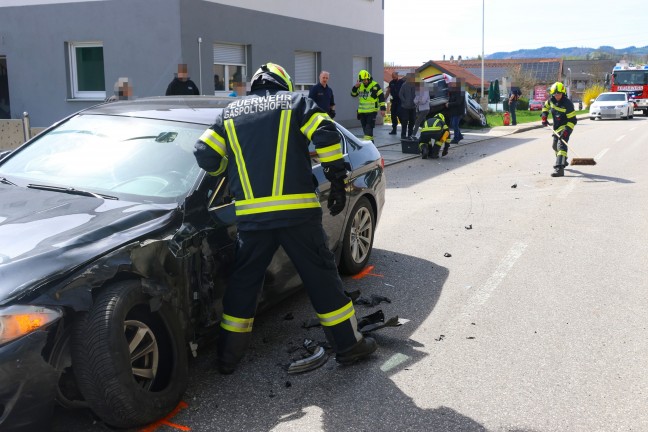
[{"xmin": 71, "ymin": 280, "xmax": 188, "ymax": 428}]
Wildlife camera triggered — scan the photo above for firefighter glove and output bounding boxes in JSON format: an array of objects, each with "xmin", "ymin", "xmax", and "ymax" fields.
[
  {"xmin": 541, "ymin": 115, "xmax": 548, "ymax": 126},
  {"xmin": 329, "ymin": 109, "xmax": 336, "ymax": 119},
  {"xmin": 561, "ymin": 129, "xmax": 570, "ymax": 140},
  {"xmin": 328, "ymin": 181, "xmax": 346, "ymax": 216}
]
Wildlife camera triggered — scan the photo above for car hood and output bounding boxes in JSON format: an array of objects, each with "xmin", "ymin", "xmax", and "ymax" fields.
[
  {"xmin": 0, "ymin": 185, "xmax": 179, "ymax": 304},
  {"xmin": 593, "ymin": 101, "xmax": 626, "ymax": 107}
]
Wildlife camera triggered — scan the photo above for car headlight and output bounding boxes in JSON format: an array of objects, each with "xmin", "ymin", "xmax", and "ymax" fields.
[{"xmin": 0, "ymin": 305, "xmax": 62, "ymax": 345}]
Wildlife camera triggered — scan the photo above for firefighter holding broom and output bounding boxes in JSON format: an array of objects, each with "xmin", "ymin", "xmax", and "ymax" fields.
[{"xmin": 541, "ymin": 82, "xmax": 577, "ymax": 177}]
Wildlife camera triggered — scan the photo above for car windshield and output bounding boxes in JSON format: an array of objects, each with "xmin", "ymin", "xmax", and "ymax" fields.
[
  {"xmin": 0, "ymin": 114, "xmax": 206, "ymax": 203},
  {"xmin": 614, "ymin": 70, "xmax": 648, "ymax": 85},
  {"xmin": 597, "ymin": 93, "xmax": 626, "ymax": 102}
]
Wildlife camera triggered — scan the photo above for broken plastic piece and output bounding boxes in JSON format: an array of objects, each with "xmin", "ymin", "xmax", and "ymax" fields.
[
  {"xmin": 357, "ymin": 309, "xmax": 407, "ymax": 333},
  {"xmin": 345, "ymin": 289, "xmax": 361, "ymax": 301},
  {"xmin": 302, "ymin": 318, "xmax": 321, "ymax": 329},
  {"xmin": 287, "ymin": 346, "xmax": 328, "ymax": 374},
  {"xmin": 354, "ymin": 294, "xmax": 392, "ymax": 307}
]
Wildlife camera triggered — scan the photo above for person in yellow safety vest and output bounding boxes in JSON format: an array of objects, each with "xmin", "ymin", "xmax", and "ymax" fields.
[
  {"xmin": 350, "ymin": 70, "xmax": 386, "ymax": 142},
  {"xmin": 418, "ymin": 113, "xmax": 450, "ymax": 160},
  {"xmin": 541, "ymin": 81, "xmax": 577, "ymax": 177},
  {"xmin": 193, "ymin": 62, "xmax": 377, "ymax": 374}
]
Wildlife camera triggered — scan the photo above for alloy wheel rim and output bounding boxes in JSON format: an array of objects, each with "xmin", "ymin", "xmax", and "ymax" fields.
[
  {"xmin": 350, "ymin": 207, "xmax": 373, "ymax": 264},
  {"xmin": 124, "ymin": 319, "xmax": 159, "ymax": 390}
]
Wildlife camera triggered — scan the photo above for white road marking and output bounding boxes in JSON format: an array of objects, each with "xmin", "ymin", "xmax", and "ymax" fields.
[
  {"xmin": 557, "ymin": 178, "xmax": 576, "ymax": 200},
  {"xmin": 457, "ymin": 242, "xmax": 527, "ymax": 320},
  {"xmin": 595, "ymin": 148, "xmax": 609, "ymax": 160},
  {"xmin": 615, "ymin": 135, "xmax": 625, "ymax": 142}
]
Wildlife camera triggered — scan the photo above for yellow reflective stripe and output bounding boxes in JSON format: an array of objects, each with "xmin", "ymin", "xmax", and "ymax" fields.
[
  {"xmin": 235, "ymin": 193, "xmax": 319, "ymax": 215},
  {"xmin": 566, "ymin": 111, "xmax": 577, "ymax": 118},
  {"xmin": 199, "ymin": 129, "xmax": 227, "ymax": 157},
  {"xmin": 566, "ymin": 122, "xmax": 575, "ymax": 129},
  {"xmin": 316, "ymin": 143, "xmax": 343, "ymax": 163},
  {"xmin": 220, "ymin": 314, "xmax": 254, "ymax": 333},
  {"xmin": 317, "ymin": 301, "xmax": 355, "ymax": 327},
  {"xmin": 224, "ymin": 119, "xmax": 254, "ymax": 200},
  {"xmin": 273, "ymin": 110, "xmax": 291, "ymax": 196},
  {"xmin": 301, "ymin": 112, "xmax": 326, "ymax": 140},
  {"xmin": 207, "ymin": 156, "xmax": 228, "ymax": 176},
  {"xmin": 552, "ymin": 104, "xmax": 567, "ymax": 113}
]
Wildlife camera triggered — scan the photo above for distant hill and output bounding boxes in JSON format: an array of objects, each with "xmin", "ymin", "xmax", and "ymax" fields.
[{"xmin": 487, "ymin": 45, "xmax": 648, "ymax": 60}]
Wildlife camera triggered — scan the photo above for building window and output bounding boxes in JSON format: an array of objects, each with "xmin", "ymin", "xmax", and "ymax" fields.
[
  {"xmin": 213, "ymin": 43, "xmax": 247, "ymax": 96},
  {"xmin": 294, "ymin": 51, "xmax": 318, "ymax": 92},
  {"xmin": 352, "ymin": 56, "xmax": 371, "ymax": 82},
  {"xmin": 68, "ymin": 42, "xmax": 105, "ymax": 99}
]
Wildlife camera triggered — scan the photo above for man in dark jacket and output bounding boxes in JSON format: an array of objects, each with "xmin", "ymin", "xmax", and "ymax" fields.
[
  {"xmin": 165, "ymin": 63, "xmax": 200, "ymax": 96},
  {"xmin": 385, "ymin": 71, "xmax": 404, "ymax": 135},
  {"xmin": 194, "ymin": 62, "xmax": 377, "ymax": 374},
  {"xmin": 446, "ymin": 79, "xmax": 466, "ymax": 143},
  {"xmin": 308, "ymin": 70, "xmax": 336, "ymax": 118}
]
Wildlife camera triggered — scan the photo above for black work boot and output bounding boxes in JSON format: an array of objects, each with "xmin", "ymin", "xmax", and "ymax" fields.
[
  {"xmin": 430, "ymin": 144, "xmax": 440, "ymax": 159},
  {"xmin": 442, "ymin": 143, "xmax": 450, "ymax": 157},
  {"xmin": 216, "ymin": 330, "xmax": 251, "ymax": 375},
  {"xmin": 421, "ymin": 143, "xmax": 429, "ymax": 159},
  {"xmin": 335, "ymin": 337, "xmax": 377, "ymax": 365},
  {"xmin": 551, "ymin": 166, "xmax": 564, "ymax": 177}
]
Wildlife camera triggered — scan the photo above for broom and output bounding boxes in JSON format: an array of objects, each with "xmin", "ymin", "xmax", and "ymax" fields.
[{"xmin": 549, "ymin": 127, "xmax": 596, "ymax": 166}]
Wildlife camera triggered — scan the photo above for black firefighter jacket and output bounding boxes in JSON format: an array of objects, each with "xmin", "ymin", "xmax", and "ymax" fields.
[{"xmin": 194, "ymin": 89, "xmax": 344, "ymax": 231}]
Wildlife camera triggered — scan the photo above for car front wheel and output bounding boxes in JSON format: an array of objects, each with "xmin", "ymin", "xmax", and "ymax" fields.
[
  {"xmin": 339, "ymin": 196, "xmax": 375, "ymax": 275},
  {"xmin": 72, "ymin": 280, "xmax": 188, "ymax": 428}
]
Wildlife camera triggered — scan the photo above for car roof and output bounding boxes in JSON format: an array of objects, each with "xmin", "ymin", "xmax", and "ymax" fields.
[{"xmin": 81, "ymin": 96, "xmax": 236, "ymax": 125}]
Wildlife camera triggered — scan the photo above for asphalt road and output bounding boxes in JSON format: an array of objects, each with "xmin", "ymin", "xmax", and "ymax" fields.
[{"xmin": 53, "ymin": 116, "xmax": 648, "ymax": 432}]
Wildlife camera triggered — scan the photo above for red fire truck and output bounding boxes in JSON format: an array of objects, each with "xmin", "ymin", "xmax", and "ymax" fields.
[{"xmin": 610, "ymin": 61, "xmax": 648, "ymax": 117}]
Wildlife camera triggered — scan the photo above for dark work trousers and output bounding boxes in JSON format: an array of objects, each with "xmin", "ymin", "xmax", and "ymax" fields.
[
  {"xmin": 399, "ymin": 107, "xmax": 416, "ymax": 138},
  {"xmin": 218, "ymin": 218, "xmax": 362, "ymax": 367},
  {"xmin": 552, "ymin": 135, "xmax": 569, "ymax": 168},
  {"xmin": 359, "ymin": 112, "xmax": 378, "ymax": 142},
  {"xmin": 390, "ymin": 102, "xmax": 400, "ymax": 132},
  {"xmin": 509, "ymin": 101, "xmax": 518, "ymax": 125},
  {"xmin": 450, "ymin": 115, "xmax": 464, "ymax": 142}
]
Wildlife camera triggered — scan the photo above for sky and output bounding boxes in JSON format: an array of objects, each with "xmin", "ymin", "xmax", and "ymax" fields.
[{"xmin": 384, "ymin": 0, "xmax": 648, "ymax": 66}]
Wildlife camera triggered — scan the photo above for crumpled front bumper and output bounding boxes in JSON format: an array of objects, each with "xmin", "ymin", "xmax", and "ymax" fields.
[{"xmin": 0, "ymin": 330, "xmax": 60, "ymax": 432}]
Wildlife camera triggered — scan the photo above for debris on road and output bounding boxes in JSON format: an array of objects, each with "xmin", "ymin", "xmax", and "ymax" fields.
[{"xmin": 444, "ymin": 252, "xmax": 452, "ymax": 257}]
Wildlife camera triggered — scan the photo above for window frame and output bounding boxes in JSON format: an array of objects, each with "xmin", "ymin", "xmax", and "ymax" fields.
[
  {"xmin": 213, "ymin": 43, "xmax": 248, "ymax": 96},
  {"xmin": 294, "ymin": 51, "xmax": 319, "ymax": 93},
  {"xmin": 68, "ymin": 41, "xmax": 106, "ymax": 100}
]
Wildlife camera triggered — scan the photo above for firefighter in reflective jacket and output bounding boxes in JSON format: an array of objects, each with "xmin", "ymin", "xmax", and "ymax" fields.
[
  {"xmin": 194, "ymin": 63, "xmax": 377, "ymax": 374},
  {"xmin": 541, "ymin": 82, "xmax": 577, "ymax": 177},
  {"xmin": 351, "ymin": 70, "xmax": 386, "ymax": 142},
  {"xmin": 418, "ymin": 113, "xmax": 450, "ymax": 159}
]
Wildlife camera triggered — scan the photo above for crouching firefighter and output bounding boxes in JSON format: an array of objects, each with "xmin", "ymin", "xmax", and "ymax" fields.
[
  {"xmin": 541, "ymin": 81, "xmax": 577, "ymax": 177},
  {"xmin": 419, "ymin": 113, "xmax": 451, "ymax": 159},
  {"xmin": 193, "ymin": 62, "xmax": 377, "ymax": 374}
]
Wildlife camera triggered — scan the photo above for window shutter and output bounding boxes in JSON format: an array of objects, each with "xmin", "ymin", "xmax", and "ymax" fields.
[
  {"xmin": 213, "ymin": 43, "xmax": 245, "ymax": 64},
  {"xmin": 294, "ymin": 51, "xmax": 316, "ymax": 85}
]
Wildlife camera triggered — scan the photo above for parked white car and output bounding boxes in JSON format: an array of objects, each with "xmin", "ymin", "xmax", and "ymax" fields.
[{"xmin": 589, "ymin": 92, "xmax": 634, "ymax": 120}]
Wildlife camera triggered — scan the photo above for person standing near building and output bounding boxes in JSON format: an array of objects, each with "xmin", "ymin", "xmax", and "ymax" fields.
[
  {"xmin": 385, "ymin": 71, "xmax": 403, "ymax": 135},
  {"xmin": 351, "ymin": 69, "xmax": 386, "ymax": 142},
  {"xmin": 398, "ymin": 73, "xmax": 416, "ymax": 140},
  {"xmin": 446, "ymin": 79, "xmax": 466, "ymax": 143},
  {"xmin": 166, "ymin": 63, "xmax": 200, "ymax": 96},
  {"xmin": 412, "ymin": 81, "xmax": 430, "ymax": 139},
  {"xmin": 194, "ymin": 62, "xmax": 377, "ymax": 374},
  {"xmin": 308, "ymin": 70, "xmax": 336, "ymax": 118},
  {"xmin": 541, "ymin": 81, "xmax": 577, "ymax": 177},
  {"xmin": 508, "ymin": 87, "xmax": 520, "ymax": 126}
]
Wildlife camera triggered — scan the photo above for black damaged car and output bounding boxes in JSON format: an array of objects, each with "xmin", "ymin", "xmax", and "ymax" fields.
[{"xmin": 0, "ymin": 96, "xmax": 385, "ymax": 431}]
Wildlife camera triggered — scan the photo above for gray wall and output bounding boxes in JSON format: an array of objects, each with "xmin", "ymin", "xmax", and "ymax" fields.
[{"xmin": 0, "ymin": 0, "xmax": 383, "ymax": 127}]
